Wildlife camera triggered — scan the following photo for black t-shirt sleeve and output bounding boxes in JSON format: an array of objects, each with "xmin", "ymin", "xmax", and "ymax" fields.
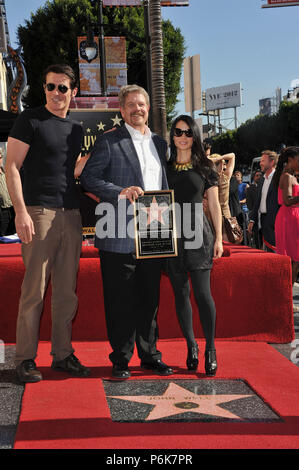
[
  {"xmin": 9, "ymin": 111, "xmax": 35, "ymax": 145},
  {"xmin": 204, "ymin": 167, "xmax": 219, "ymax": 191}
]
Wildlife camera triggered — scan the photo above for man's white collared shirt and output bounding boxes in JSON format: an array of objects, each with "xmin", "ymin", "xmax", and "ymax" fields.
[
  {"xmin": 125, "ymin": 123, "xmax": 162, "ymax": 191},
  {"xmin": 259, "ymin": 169, "xmax": 275, "ymax": 214}
]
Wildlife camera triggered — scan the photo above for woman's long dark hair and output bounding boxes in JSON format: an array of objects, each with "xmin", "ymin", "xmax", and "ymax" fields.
[
  {"xmin": 169, "ymin": 114, "xmax": 217, "ymax": 184},
  {"xmin": 273, "ymin": 146, "xmax": 299, "ymax": 187}
]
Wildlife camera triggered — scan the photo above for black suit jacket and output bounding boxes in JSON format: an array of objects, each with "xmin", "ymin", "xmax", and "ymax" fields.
[
  {"xmin": 250, "ymin": 172, "xmax": 280, "ymax": 245},
  {"xmin": 80, "ymin": 124, "xmax": 168, "ymax": 253}
]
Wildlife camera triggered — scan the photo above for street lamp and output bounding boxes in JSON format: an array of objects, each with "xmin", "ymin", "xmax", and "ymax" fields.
[
  {"xmin": 85, "ymin": 29, "xmax": 98, "ymax": 62},
  {"xmin": 81, "ymin": 1, "xmax": 107, "ymax": 96},
  {"xmin": 98, "ymin": 0, "xmax": 107, "ymax": 96}
]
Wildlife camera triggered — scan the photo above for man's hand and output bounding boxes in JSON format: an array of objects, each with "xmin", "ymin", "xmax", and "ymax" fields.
[
  {"xmin": 247, "ymin": 221, "xmax": 254, "ymax": 235},
  {"xmin": 119, "ymin": 186, "xmax": 144, "ymax": 204},
  {"xmin": 15, "ymin": 211, "xmax": 35, "ymax": 244}
]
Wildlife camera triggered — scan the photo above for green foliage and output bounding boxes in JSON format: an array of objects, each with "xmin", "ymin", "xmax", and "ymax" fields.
[
  {"xmin": 16, "ymin": 0, "xmax": 185, "ymax": 123},
  {"xmin": 18, "ymin": 0, "xmax": 95, "ymax": 107},
  {"xmin": 162, "ymin": 20, "xmax": 185, "ymax": 126},
  {"xmin": 211, "ymin": 101, "xmax": 299, "ymax": 166}
]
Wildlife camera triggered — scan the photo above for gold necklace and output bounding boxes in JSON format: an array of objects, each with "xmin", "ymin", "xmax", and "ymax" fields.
[{"xmin": 173, "ymin": 161, "xmax": 193, "ymax": 172}]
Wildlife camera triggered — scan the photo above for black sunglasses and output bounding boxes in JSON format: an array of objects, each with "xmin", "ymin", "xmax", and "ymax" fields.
[
  {"xmin": 45, "ymin": 83, "xmax": 70, "ymax": 94},
  {"xmin": 174, "ymin": 127, "xmax": 193, "ymax": 138}
]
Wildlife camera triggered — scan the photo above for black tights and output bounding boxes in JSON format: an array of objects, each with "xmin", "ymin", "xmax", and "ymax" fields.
[{"xmin": 168, "ymin": 269, "xmax": 216, "ymax": 351}]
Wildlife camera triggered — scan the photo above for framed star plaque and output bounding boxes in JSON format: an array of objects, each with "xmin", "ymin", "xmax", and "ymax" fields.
[{"xmin": 133, "ymin": 190, "xmax": 178, "ymax": 259}]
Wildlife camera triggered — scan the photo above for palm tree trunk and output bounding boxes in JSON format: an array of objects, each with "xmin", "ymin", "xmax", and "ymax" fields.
[{"xmin": 149, "ymin": 0, "xmax": 167, "ymax": 140}]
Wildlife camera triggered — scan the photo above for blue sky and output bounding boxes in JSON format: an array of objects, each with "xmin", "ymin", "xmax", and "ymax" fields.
[{"xmin": 5, "ymin": 0, "xmax": 299, "ymax": 128}]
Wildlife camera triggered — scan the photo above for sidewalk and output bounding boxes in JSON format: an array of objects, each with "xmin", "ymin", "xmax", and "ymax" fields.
[{"xmin": 293, "ymin": 282, "xmax": 299, "ymax": 333}]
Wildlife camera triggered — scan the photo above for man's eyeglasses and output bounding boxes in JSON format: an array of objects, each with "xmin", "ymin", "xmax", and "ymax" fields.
[
  {"xmin": 174, "ymin": 128, "xmax": 193, "ymax": 138},
  {"xmin": 45, "ymin": 83, "xmax": 70, "ymax": 94}
]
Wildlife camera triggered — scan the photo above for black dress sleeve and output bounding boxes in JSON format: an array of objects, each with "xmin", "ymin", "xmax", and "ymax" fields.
[{"xmin": 204, "ymin": 167, "xmax": 219, "ymax": 191}]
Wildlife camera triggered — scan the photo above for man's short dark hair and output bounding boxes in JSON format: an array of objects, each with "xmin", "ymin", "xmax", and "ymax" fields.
[{"xmin": 42, "ymin": 64, "xmax": 78, "ymax": 89}]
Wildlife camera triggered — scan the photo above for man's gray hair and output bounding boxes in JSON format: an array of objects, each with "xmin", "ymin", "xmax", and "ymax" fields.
[{"xmin": 118, "ymin": 84, "xmax": 150, "ymax": 107}]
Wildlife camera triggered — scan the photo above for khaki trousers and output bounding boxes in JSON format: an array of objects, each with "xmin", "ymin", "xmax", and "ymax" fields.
[{"xmin": 15, "ymin": 206, "xmax": 82, "ymax": 365}]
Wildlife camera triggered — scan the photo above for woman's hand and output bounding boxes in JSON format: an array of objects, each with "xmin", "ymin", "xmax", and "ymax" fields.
[{"xmin": 213, "ymin": 239, "xmax": 223, "ymax": 259}]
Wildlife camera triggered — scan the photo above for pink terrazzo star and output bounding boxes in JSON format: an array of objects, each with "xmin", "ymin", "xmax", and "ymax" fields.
[
  {"xmin": 140, "ymin": 197, "xmax": 169, "ymax": 226},
  {"xmin": 108, "ymin": 382, "xmax": 252, "ymax": 421}
]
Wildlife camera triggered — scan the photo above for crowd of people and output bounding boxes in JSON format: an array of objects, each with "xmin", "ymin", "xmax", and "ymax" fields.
[{"xmin": 2, "ymin": 63, "xmax": 299, "ymax": 383}]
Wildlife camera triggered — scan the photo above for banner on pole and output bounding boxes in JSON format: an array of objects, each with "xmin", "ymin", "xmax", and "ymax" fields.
[
  {"xmin": 78, "ymin": 36, "xmax": 127, "ymax": 95},
  {"xmin": 105, "ymin": 37, "xmax": 127, "ymax": 94},
  {"xmin": 184, "ymin": 55, "xmax": 201, "ymax": 113}
]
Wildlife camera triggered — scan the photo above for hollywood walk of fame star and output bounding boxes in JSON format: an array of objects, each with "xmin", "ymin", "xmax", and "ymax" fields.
[
  {"xmin": 140, "ymin": 197, "xmax": 169, "ymax": 226},
  {"xmin": 97, "ymin": 121, "xmax": 106, "ymax": 131},
  {"xmin": 111, "ymin": 114, "xmax": 122, "ymax": 126},
  {"xmin": 107, "ymin": 382, "xmax": 252, "ymax": 421}
]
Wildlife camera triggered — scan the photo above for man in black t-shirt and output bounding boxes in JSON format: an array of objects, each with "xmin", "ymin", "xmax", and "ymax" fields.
[{"xmin": 6, "ymin": 64, "xmax": 90, "ymax": 383}]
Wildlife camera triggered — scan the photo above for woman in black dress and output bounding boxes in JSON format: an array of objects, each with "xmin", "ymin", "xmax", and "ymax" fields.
[{"xmin": 167, "ymin": 115, "xmax": 223, "ymax": 375}]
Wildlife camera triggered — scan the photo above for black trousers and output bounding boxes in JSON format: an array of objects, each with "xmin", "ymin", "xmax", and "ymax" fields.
[
  {"xmin": 260, "ymin": 213, "xmax": 275, "ymax": 252},
  {"xmin": 0, "ymin": 206, "xmax": 15, "ymax": 236},
  {"xmin": 99, "ymin": 250, "xmax": 163, "ymax": 365}
]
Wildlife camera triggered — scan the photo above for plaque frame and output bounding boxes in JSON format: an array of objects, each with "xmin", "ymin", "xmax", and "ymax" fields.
[{"xmin": 133, "ymin": 190, "xmax": 178, "ymax": 259}]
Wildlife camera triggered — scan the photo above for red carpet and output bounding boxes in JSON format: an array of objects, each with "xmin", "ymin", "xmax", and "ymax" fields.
[{"xmin": 14, "ymin": 340, "xmax": 299, "ymax": 449}]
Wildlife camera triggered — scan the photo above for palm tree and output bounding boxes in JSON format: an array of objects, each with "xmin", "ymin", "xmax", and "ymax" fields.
[{"xmin": 149, "ymin": 0, "xmax": 167, "ymax": 140}]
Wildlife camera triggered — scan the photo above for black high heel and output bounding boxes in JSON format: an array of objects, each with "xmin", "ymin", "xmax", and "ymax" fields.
[
  {"xmin": 205, "ymin": 349, "xmax": 217, "ymax": 376},
  {"xmin": 186, "ymin": 344, "xmax": 199, "ymax": 371}
]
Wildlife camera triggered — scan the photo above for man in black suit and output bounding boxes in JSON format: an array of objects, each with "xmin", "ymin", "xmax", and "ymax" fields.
[
  {"xmin": 248, "ymin": 150, "xmax": 280, "ymax": 252},
  {"xmin": 246, "ymin": 170, "xmax": 262, "ymax": 248},
  {"xmin": 81, "ymin": 84, "xmax": 172, "ymax": 379}
]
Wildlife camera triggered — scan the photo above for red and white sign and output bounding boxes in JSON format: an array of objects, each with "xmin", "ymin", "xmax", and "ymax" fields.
[
  {"xmin": 103, "ymin": 0, "xmax": 189, "ymax": 6},
  {"xmin": 262, "ymin": 0, "xmax": 299, "ymax": 7}
]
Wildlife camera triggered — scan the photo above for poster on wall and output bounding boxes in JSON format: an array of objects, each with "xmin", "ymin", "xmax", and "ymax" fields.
[
  {"xmin": 259, "ymin": 98, "xmax": 272, "ymax": 116},
  {"xmin": 77, "ymin": 36, "xmax": 127, "ymax": 95}
]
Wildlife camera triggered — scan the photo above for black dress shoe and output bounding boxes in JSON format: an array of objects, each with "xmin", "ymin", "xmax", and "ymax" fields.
[
  {"xmin": 186, "ymin": 344, "xmax": 199, "ymax": 371},
  {"xmin": 112, "ymin": 364, "xmax": 131, "ymax": 379},
  {"xmin": 51, "ymin": 353, "xmax": 90, "ymax": 377},
  {"xmin": 205, "ymin": 350, "xmax": 217, "ymax": 376},
  {"xmin": 141, "ymin": 359, "xmax": 173, "ymax": 376},
  {"xmin": 16, "ymin": 359, "xmax": 43, "ymax": 383}
]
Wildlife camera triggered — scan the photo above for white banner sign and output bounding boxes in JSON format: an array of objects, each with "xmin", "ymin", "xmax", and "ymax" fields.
[{"xmin": 205, "ymin": 83, "xmax": 241, "ymax": 111}]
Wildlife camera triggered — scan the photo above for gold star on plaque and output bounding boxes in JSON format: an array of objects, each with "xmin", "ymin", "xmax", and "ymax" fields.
[
  {"xmin": 97, "ymin": 122, "xmax": 106, "ymax": 131},
  {"xmin": 108, "ymin": 382, "xmax": 251, "ymax": 421},
  {"xmin": 86, "ymin": 128, "xmax": 91, "ymax": 133},
  {"xmin": 111, "ymin": 114, "xmax": 122, "ymax": 127}
]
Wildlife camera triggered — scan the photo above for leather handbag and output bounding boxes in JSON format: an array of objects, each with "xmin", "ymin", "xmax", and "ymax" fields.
[{"xmin": 223, "ymin": 216, "xmax": 243, "ymax": 244}]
